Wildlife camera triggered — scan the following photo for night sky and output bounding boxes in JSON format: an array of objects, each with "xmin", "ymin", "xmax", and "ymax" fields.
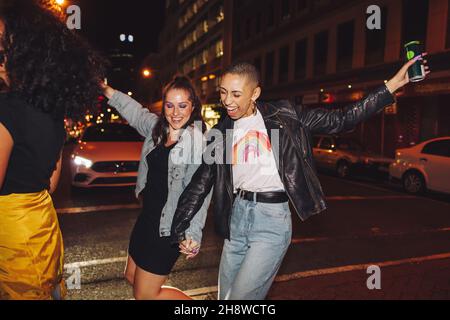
[{"xmin": 71, "ymin": 0, "xmax": 166, "ymax": 61}]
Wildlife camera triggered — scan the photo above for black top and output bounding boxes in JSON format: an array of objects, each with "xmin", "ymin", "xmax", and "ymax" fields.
[
  {"xmin": 142, "ymin": 143, "xmax": 177, "ymax": 221},
  {"xmin": 0, "ymin": 93, "xmax": 66, "ymax": 195}
]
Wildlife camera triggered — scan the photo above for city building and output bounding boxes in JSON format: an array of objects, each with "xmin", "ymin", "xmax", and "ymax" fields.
[
  {"xmin": 158, "ymin": 0, "xmax": 230, "ymax": 128},
  {"xmin": 231, "ymin": 0, "xmax": 450, "ymax": 157},
  {"xmin": 107, "ymin": 33, "xmax": 137, "ymax": 97}
]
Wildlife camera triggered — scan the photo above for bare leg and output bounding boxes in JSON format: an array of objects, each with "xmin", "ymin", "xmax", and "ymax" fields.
[
  {"xmin": 124, "ymin": 255, "xmax": 136, "ymax": 286},
  {"xmin": 133, "ymin": 266, "xmax": 192, "ymax": 300}
]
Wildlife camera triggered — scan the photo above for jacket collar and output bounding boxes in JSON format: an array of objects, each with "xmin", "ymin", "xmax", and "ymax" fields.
[{"xmin": 257, "ymin": 101, "xmax": 281, "ymax": 119}]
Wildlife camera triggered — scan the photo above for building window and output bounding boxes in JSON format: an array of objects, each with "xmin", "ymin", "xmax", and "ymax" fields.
[
  {"xmin": 312, "ymin": 0, "xmax": 330, "ymax": 11},
  {"xmin": 281, "ymin": 0, "xmax": 291, "ymax": 20},
  {"xmin": 245, "ymin": 18, "xmax": 252, "ymax": 40},
  {"xmin": 314, "ymin": 30, "xmax": 328, "ymax": 76},
  {"xmin": 215, "ymin": 40, "xmax": 224, "ymax": 58},
  {"xmin": 267, "ymin": 1, "xmax": 275, "ymax": 28},
  {"xmin": 256, "ymin": 12, "xmax": 262, "ymax": 34},
  {"xmin": 297, "ymin": 0, "xmax": 308, "ymax": 12},
  {"xmin": 401, "ymin": 0, "xmax": 429, "ymax": 52},
  {"xmin": 447, "ymin": 3, "xmax": 450, "ymax": 48},
  {"xmin": 337, "ymin": 20, "xmax": 354, "ymax": 72},
  {"xmin": 235, "ymin": 21, "xmax": 241, "ymax": 44},
  {"xmin": 295, "ymin": 38, "xmax": 307, "ymax": 79},
  {"xmin": 254, "ymin": 56, "xmax": 262, "ymax": 76},
  {"xmin": 265, "ymin": 51, "xmax": 275, "ymax": 87},
  {"xmin": 365, "ymin": 7, "xmax": 387, "ymax": 65},
  {"xmin": 279, "ymin": 45, "xmax": 290, "ymax": 83}
]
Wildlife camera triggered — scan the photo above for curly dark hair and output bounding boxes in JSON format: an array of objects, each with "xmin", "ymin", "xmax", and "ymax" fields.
[
  {"xmin": 0, "ymin": 0, "xmax": 106, "ymax": 120},
  {"xmin": 152, "ymin": 76, "xmax": 206, "ymax": 146}
]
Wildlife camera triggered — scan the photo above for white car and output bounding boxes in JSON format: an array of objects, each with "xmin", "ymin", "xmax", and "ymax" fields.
[
  {"xmin": 71, "ymin": 123, "xmax": 144, "ymax": 188},
  {"xmin": 389, "ymin": 137, "xmax": 450, "ymax": 195}
]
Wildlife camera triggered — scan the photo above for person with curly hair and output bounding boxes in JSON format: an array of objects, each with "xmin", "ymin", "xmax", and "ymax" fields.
[{"xmin": 0, "ymin": 0, "xmax": 105, "ymax": 300}]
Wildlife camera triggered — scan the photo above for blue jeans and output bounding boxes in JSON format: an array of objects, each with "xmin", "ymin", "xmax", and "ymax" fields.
[{"xmin": 218, "ymin": 195, "xmax": 292, "ymax": 300}]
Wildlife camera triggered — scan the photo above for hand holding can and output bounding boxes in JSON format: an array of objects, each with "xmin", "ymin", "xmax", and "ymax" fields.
[{"xmin": 404, "ymin": 41, "xmax": 427, "ymax": 82}]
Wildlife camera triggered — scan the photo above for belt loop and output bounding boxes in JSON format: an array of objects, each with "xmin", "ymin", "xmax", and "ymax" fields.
[
  {"xmin": 253, "ymin": 192, "xmax": 257, "ymax": 204},
  {"xmin": 238, "ymin": 189, "xmax": 244, "ymax": 199}
]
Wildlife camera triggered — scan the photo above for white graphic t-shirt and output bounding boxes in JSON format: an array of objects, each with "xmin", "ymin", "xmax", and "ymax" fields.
[{"xmin": 232, "ymin": 110, "xmax": 285, "ymax": 193}]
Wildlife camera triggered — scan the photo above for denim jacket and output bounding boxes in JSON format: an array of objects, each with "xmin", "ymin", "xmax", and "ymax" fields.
[{"xmin": 108, "ymin": 91, "xmax": 211, "ymax": 245}]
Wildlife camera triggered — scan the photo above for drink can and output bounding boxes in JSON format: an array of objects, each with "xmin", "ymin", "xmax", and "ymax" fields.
[{"xmin": 404, "ymin": 41, "xmax": 426, "ymax": 82}]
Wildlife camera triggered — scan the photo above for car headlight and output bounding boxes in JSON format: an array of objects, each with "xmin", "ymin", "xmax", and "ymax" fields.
[{"xmin": 73, "ymin": 156, "xmax": 93, "ymax": 169}]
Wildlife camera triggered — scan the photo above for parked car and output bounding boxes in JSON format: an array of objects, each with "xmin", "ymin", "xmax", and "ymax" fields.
[
  {"xmin": 389, "ymin": 137, "xmax": 450, "ymax": 195},
  {"xmin": 312, "ymin": 135, "xmax": 394, "ymax": 178},
  {"xmin": 70, "ymin": 123, "xmax": 144, "ymax": 188}
]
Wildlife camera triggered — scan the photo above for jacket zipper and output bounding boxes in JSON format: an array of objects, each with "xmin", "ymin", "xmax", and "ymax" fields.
[
  {"xmin": 279, "ymin": 148, "xmax": 302, "ymax": 218},
  {"xmin": 299, "ymin": 126, "xmax": 323, "ymax": 209}
]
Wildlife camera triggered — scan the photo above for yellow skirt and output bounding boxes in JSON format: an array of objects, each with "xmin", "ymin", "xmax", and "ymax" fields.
[{"xmin": 0, "ymin": 191, "xmax": 66, "ymax": 300}]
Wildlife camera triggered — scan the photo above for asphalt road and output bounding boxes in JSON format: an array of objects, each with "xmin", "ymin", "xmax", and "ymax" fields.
[{"xmin": 53, "ymin": 145, "xmax": 450, "ymax": 300}]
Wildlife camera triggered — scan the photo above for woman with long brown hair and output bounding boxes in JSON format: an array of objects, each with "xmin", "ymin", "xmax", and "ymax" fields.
[{"xmin": 102, "ymin": 76, "xmax": 211, "ymax": 300}]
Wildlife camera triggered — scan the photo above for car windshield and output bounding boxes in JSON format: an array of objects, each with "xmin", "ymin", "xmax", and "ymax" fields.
[
  {"xmin": 82, "ymin": 124, "xmax": 143, "ymax": 142},
  {"xmin": 335, "ymin": 138, "xmax": 365, "ymax": 151}
]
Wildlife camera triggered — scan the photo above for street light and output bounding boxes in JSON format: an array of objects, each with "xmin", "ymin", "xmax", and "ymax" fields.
[{"xmin": 142, "ymin": 69, "xmax": 152, "ymax": 78}]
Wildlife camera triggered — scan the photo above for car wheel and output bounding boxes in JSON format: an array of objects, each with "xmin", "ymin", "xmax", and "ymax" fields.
[
  {"xmin": 336, "ymin": 161, "xmax": 350, "ymax": 179},
  {"xmin": 402, "ymin": 171, "xmax": 426, "ymax": 195}
]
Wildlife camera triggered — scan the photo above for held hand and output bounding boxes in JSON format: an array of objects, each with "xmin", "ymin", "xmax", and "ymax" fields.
[
  {"xmin": 179, "ymin": 238, "xmax": 200, "ymax": 260},
  {"xmin": 385, "ymin": 53, "xmax": 430, "ymax": 94},
  {"xmin": 100, "ymin": 81, "xmax": 115, "ymax": 100}
]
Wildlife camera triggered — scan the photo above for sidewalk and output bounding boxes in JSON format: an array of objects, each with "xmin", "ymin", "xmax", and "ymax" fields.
[{"xmin": 267, "ymin": 256, "xmax": 450, "ymax": 300}]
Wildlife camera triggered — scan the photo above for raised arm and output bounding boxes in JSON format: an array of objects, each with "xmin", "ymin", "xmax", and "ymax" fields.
[
  {"xmin": 102, "ymin": 84, "xmax": 159, "ymax": 138},
  {"xmin": 0, "ymin": 122, "xmax": 13, "ymax": 189},
  {"xmin": 298, "ymin": 54, "xmax": 430, "ymax": 135},
  {"xmin": 297, "ymin": 85, "xmax": 394, "ymax": 135}
]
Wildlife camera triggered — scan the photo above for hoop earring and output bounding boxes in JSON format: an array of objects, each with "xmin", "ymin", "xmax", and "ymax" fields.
[{"xmin": 252, "ymin": 100, "xmax": 257, "ymax": 115}]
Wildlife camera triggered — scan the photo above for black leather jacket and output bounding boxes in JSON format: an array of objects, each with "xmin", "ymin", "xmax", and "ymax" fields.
[{"xmin": 171, "ymin": 85, "xmax": 394, "ymax": 241}]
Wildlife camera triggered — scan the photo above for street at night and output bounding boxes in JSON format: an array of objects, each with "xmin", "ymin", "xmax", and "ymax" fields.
[
  {"xmin": 54, "ymin": 145, "xmax": 450, "ymax": 300},
  {"xmin": 1, "ymin": 0, "xmax": 450, "ymax": 306}
]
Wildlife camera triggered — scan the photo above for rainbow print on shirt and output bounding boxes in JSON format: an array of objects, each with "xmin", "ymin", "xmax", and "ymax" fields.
[{"xmin": 232, "ymin": 130, "xmax": 272, "ymax": 165}]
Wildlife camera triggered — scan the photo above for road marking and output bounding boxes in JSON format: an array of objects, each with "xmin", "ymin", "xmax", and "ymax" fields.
[
  {"xmin": 65, "ymin": 257, "xmax": 127, "ymax": 269},
  {"xmin": 184, "ymin": 252, "xmax": 450, "ymax": 297},
  {"xmin": 63, "ymin": 227, "xmax": 450, "ymax": 269},
  {"xmin": 56, "ymin": 195, "xmax": 416, "ymax": 215},
  {"xmin": 274, "ymin": 252, "xmax": 450, "ymax": 282},
  {"xmin": 57, "ymin": 204, "xmax": 141, "ymax": 215}
]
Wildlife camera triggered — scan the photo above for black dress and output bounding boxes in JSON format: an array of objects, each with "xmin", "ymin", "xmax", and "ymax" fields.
[{"xmin": 128, "ymin": 143, "xmax": 181, "ymax": 276}]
